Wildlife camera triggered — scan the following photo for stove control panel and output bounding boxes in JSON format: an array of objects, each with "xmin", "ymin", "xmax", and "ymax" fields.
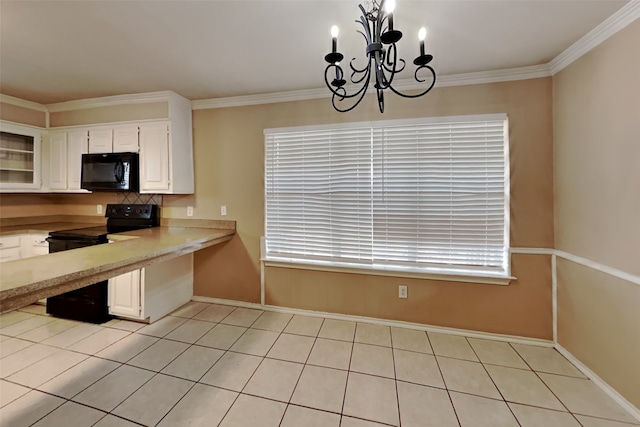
[{"xmin": 105, "ymin": 204, "xmax": 159, "ymax": 220}]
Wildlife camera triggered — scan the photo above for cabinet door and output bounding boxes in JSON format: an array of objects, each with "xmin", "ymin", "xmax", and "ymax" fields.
[
  {"xmin": 88, "ymin": 128, "xmax": 113, "ymax": 153},
  {"xmin": 0, "ymin": 121, "xmax": 42, "ymax": 190},
  {"xmin": 113, "ymin": 125, "xmax": 139, "ymax": 153},
  {"xmin": 109, "ymin": 270, "xmax": 141, "ymax": 318},
  {"xmin": 48, "ymin": 132, "xmax": 67, "ymax": 190},
  {"xmin": 139, "ymin": 123, "xmax": 170, "ymax": 192},
  {"xmin": 67, "ymin": 130, "xmax": 88, "ymax": 190}
]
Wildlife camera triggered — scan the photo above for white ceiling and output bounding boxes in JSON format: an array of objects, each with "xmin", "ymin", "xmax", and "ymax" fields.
[{"xmin": 0, "ymin": 0, "xmax": 629, "ymax": 105}]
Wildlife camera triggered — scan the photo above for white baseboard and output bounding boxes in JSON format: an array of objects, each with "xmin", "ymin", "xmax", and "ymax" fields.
[
  {"xmin": 191, "ymin": 295, "xmax": 554, "ymax": 347},
  {"xmin": 555, "ymin": 344, "xmax": 640, "ymax": 423}
]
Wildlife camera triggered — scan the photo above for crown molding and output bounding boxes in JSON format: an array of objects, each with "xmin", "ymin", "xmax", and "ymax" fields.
[
  {"xmin": 0, "ymin": 94, "xmax": 48, "ymax": 112},
  {"xmin": 191, "ymin": 64, "xmax": 551, "ymax": 110},
  {"xmin": 549, "ymin": 0, "xmax": 640, "ymax": 75},
  {"xmin": 46, "ymin": 90, "xmax": 190, "ymax": 113}
]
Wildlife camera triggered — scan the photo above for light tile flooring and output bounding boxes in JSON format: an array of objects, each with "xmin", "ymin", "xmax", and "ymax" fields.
[{"xmin": 1, "ymin": 301, "xmax": 638, "ymax": 427}]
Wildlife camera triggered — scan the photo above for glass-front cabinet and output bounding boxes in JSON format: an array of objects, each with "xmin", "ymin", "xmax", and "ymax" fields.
[{"xmin": 0, "ymin": 122, "xmax": 42, "ymax": 191}]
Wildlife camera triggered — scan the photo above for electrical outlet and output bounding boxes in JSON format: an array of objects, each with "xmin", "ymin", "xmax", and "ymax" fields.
[
  {"xmin": 96, "ymin": 204, "xmax": 102, "ymax": 214},
  {"xmin": 221, "ymin": 205, "xmax": 227, "ymax": 216},
  {"xmin": 398, "ymin": 285, "xmax": 408, "ymax": 299},
  {"xmin": 187, "ymin": 206, "xmax": 194, "ymax": 217}
]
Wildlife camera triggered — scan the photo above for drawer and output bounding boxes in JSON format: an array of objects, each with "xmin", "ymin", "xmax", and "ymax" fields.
[
  {"xmin": 30, "ymin": 234, "xmax": 49, "ymax": 247},
  {"xmin": 0, "ymin": 235, "xmax": 21, "ymax": 249},
  {"xmin": 0, "ymin": 247, "xmax": 21, "ymax": 262}
]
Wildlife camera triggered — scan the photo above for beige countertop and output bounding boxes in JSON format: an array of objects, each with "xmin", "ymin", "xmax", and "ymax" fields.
[{"xmin": 0, "ymin": 222, "xmax": 235, "ymax": 312}]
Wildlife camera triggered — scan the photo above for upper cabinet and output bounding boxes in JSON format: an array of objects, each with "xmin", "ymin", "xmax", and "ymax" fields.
[
  {"xmin": 0, "ymin": 121, "xmax": 42, "ymax": 191},
  {"xmin": 47, "ymin": 129, "xmax": 89, "ymax": 192},
  {"xmin": 1, "ymin": 91, "xmax": 194, "ymax": 194},
  {"xmin": 113, "ymin": 125, "xmax": 139, "ymax": 152},
  {"xmin": 88, "ymin": 128, "xmax": 113, "ymax": 153}
]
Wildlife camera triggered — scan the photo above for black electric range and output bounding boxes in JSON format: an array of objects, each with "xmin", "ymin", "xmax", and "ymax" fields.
[{"xmin": 46, "ymin": 204, "xmax": 160, "ymax": 323}]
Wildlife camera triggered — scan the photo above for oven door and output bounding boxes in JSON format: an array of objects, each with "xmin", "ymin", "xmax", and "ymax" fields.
[{"xmin": 81, "ymin": 152, "xmax": 139, "ymax": 192}]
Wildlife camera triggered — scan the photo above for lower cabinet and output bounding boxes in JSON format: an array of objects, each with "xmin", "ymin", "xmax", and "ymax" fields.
[
  {"xmin": 0, "ymin": 233, "xmax": 49, "ymax": 262},
  {"xmin": 108, "ymin": 253, "xmax": 193, "ymax": 323},
  {"xmin": 0, "ymin": 235, "xmax": 22, "ymax": 262}
]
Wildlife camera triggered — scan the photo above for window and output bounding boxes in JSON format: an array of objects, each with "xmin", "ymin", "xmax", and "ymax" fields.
[{"xmin": 264, "ymin": 114, "xmax": 510, "ymax": 280}]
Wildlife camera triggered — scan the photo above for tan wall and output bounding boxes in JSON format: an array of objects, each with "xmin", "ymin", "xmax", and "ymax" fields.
[
  {"xmin": 49, "ymin": 102, "xmax": 168, "ymax": 127},
  {"xmin": 0, "ymin": 102, "xmax": 47, "ymax": 127},
  {"xmin": 554, "ymin": 21, "xmax": 640, "ymax": 408},
  {"xmin": 189, "ymin": 77, "xmax": 555, "ymax": 339},
  {"xmin": 557, "ymin": 259, "xmax": 640, "ymax": 408},
  {"xmin": 0, "ymin": 193, "xmax": 118, "ymax": 218}
]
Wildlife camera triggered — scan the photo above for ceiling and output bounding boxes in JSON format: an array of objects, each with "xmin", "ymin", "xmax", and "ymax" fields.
[{"xmin": 0, "ymin": 0, "xmax": 629, "ymax": 105}]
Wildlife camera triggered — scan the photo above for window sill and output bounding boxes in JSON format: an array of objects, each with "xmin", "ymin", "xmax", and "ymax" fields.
[{"xmin": 262, "ymin": 257, "xmax": 515, "ymax": 286}]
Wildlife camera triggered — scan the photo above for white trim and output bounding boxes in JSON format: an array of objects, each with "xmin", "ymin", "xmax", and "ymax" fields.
[
  {"xmin": 190, "ymin": 295, "xmax": 554, "ymax": 348},
  {"xmin": 0, "ymin": 94, "xmax": 47, "ymax": 112},
  {"xmin": 192, "ymin": 66, "xmax": 550, "ymax": 110},
  {"xmin": 555, "ymin": 344, "xmax": 640, "ymax": 423},
  {"xmin": 263, "ymin": 259, "xmax": 513, "ymax": 286},
  {"xmin": 46, "ymin": 90, "xmax": 189, "ymax": 112},
  {"xmin": 549, "ymin": 1, "xmax": 640, "ymax": 75},
  {"xmin": 510, "ymin": 247, "xmax": 555, "ymax": 255},
  {"xmin": 551, "ymin": 254, "xmax": 557, "ymax": 343},
  {"xmin": 263, "ymin": 113, "xmax": 509, "ymax": 136},
  {"xmin": 556, "ymin": 250, "xmax": 640, "ymax": 286},
  {"xmin": 435, "ymin": 64, "xmax": 551, "ymax": 88}
]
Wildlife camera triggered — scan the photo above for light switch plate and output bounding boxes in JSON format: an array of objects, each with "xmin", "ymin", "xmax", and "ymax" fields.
[
  {"xmin": 97, "ymin": 204, "xmax": 102, "ymax": 214},
  {"xmin": 221, "ymin": 205, "xmax": 227, "ymax": 216}
]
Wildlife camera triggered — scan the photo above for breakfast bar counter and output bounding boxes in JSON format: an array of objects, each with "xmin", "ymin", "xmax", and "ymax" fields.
[{"xmin": 0, "ymin": 221, "xmax": 235, "ymax": 313}]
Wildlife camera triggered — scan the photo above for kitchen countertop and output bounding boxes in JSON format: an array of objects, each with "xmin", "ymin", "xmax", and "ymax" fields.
[{"xmin": 0, "ymin": 221, "xmax": 235, "ymax": 312}]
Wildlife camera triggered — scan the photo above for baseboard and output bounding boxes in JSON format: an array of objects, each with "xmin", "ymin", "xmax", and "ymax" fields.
[
  {"xmin": 191, "ymin": 296, "xmax": 554, "ymax": 347},
  {"xmin": 555, "ymin": 344, "xmax": 640, "ymax": 422}
]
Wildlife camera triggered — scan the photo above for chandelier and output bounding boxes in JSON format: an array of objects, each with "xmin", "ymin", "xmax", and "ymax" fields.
[{"xmin": 324, "ymin": 0, "xmax": 436, "ymax": 113}]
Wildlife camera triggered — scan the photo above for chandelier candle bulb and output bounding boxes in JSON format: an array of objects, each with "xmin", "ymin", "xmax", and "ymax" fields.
[
  {"xmin": 331, "ymin": 25, "xmax": 339, "ymax": 53},
  {"xmin": 385, "ymin": 0, "xmax": 395, "ymax": 31},
  {"xmin": 419, "ymin": 27, "xmax": 427, "ymax": 56}
]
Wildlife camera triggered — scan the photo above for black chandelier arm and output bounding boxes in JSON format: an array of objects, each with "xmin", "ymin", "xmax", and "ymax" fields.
[
  {"xmin": 357, "ymin": 4, "xmax": 372, "ymax": 43},
  {"xmin": 331, "ymin": 75, "xmax": 371, "ymax": 113},
  {"xmin": 376, "ymin": 86, "xmax": 385, "ymax": 113},
  {"xmin": 387, "ymin": 65, "xmax": 437, "ymax": 99},
  {"xmin": 324, "ymin": 63, "xmax": 372, "ymax": 100},
  {"xmin": 349, "ymin": 58, "xmax": 370, "ymax": 83}
]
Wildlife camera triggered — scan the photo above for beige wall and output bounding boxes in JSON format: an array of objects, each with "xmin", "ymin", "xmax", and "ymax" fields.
[
  {"xmin": 188, "ymin": 77, "xmax": 555, "ymax": 339},
  {"xmin": 49, "ymin": 102, "xmax": 168, "ymax": 127},
  {"xmin": 0, "ymin": 102, "xmax": 47, "ymax": 127},
  {"xmin": 553, "ymin": 21, "xmax": 640, "ymax": 408},
  {"xmin": 0, "ymin": 193, "xmax": 118, "ymax": 218}
]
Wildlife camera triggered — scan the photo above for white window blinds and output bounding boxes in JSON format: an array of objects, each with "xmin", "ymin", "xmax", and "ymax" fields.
[{"xmin": 265, "ymin": 114, "xmax": 510, "ymax": 277}]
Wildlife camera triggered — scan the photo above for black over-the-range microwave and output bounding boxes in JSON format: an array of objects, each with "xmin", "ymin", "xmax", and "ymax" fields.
[{"xmin": 81, "ymin": 152, "xmax": 140, "ymax": 192}]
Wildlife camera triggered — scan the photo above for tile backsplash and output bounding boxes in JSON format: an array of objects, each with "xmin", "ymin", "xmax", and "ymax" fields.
[{"xmin": 117, "ymin": 192, "xmax": 163, "ymax": 206}]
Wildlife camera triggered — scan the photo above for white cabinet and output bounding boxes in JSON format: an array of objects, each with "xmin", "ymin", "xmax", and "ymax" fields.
[
  {"xmin": 108, "ymin": 253, "xmax": 193, "ymax": 323},
  {"xmin": 88, "ymin": 128, "xmax": 113, "ymax": 153},
  {"xmin": 139, "ymin": 118, "xmax": 193, "ymax": 194},
  {"xmin": 67, "ymin": 130, "xmax": 89, "ymax": 190},
  {"xmin": 21, "ymin": 234, "xmax": 49, "ymax": 258},
  {"xmin": 0, "ymin": 235, "xmax": 22, "ymax": 262},
  {"xmin": 139, "ymin": 122, "xmax": 170, "ymax": 192},
  {"xmin": 109, "ymin": 269, "xmax": 141, "ymax": 318},
  {"xmin": 47, "ymin": 129, "xmax": 88, "ymax": 192},
  {"xmin": 113, "ymin": 125, "xmax": 139, "ymax": 152},
  {"xmin": 48, "ymin": 132, "xmax": 67, "ymax": 190},
  {"xmin": 0, "ymin": 121, "xmax": 42, "ymax": 191}
]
